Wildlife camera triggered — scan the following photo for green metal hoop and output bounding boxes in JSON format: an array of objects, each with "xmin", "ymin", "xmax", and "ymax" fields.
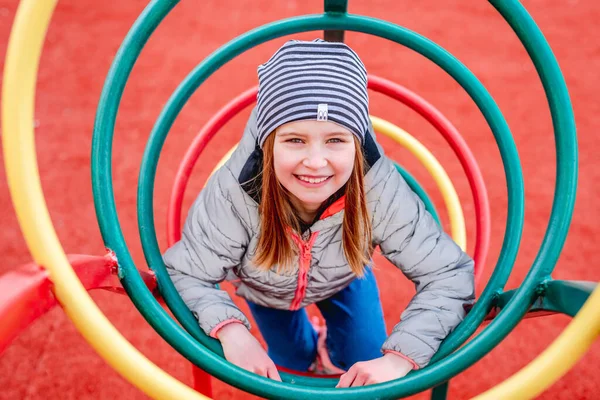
[
  {"xmin": 136, "ymin": 11, "xmax": 523, "ymax": 392},
  {"xmin": 91, "ymin": 0, "xmax": 576, "ymax": 398},
  {"xmin": 396, "ymin": 164, "xmax": 442, "ymax": 226}
]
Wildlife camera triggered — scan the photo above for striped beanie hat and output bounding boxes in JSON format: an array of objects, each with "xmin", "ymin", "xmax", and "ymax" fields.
[{"xmin": 256, "ymin": 39, "xmax": 369, "ymax": 148}]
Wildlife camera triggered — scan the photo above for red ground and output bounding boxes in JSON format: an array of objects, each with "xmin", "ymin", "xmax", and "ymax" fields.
[{"xmin": 1, "ymin": 1, "xmax": 599, "ymax": 399}]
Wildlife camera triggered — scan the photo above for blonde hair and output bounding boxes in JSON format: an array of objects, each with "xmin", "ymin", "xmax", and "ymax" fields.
[{"xmin": 253, "ymin": 134, "xmax": 372, "ymax": 276}]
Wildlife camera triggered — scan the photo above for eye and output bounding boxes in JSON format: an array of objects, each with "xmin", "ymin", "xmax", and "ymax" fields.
[
  {"xmin": 286, "ymin": 138, "xmax": 304, "ymax": 144},
  {"xmin": 327, "ymin": 138, "xmax": 345, "ymax": 143}
]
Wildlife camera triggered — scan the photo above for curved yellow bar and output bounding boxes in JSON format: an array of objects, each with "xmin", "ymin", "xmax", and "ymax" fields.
[
  {"xmin": 371, "ymin": 116, "xmax": 466, "ymax": 250},
  {"xmin": 209, "ymin": 116, "xmax": 466, "ymax": 251},
  {"xmin": 210, "ymin": 145, "xmax": 237, "ymax": 177},
  {"xmin": 473, "ymin": 285, "xmax": 600, "ymax": 399},
  {"xmin": 1, "ymin": 1, "xmax": 208, "ymax": 398}
]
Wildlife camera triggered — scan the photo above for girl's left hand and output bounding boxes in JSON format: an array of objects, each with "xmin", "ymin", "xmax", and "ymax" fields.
[{"xmin": 335, "ymin": 353, "xmax": 414, "ymax": 388}]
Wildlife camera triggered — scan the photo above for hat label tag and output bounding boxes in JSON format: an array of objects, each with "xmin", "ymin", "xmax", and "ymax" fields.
[{"xmin": 317, "ymin": 104, "xmax": 329, "ymax": 121}]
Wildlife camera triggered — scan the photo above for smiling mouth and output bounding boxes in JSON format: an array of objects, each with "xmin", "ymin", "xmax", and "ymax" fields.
[{"xmin": 294, "ymin": 175, "xmax": 332, "ymax": 184}]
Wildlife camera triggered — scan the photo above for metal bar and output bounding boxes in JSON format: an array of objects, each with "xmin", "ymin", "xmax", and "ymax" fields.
[
  {"xmin": 0, "ymin": 261, "xmax": 54, "ymax": 355},
  {"xmin": 540, "ymin": 280, "xmax": 595, "ymax": 317},
  {"xmin": 431, "ymin": 280, "xmax": 595, "ymax": 400},
  {"xmin": 324, "ymin": 29, "xmax": 345, "ymax": 42},
  {"xmin": 0, "ymin": 254, "xmax": 159, "ymax": 355},
  {"xmin": 323, "ymin": 0, "xmax": 348, "ymax": 42},
  {"xmin": 192, "ymin": 365, "xmax": 213, "ymax": 397},
  {"xmin": 324, "ymin": 0, "xmax": 347, "ymax": 13},
  {"xmin": 430, "ymin": 382, "xmax": 449, "ymax": 400},
  {"xmin": 489, "ymin": 280, "xmax": 595, "ymax": 318}
]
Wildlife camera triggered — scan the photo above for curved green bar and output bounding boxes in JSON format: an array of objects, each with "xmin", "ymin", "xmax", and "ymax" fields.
[
  {"xmin": 429, "ymin": 0, "xmax": 577, "ymax": 365},
  {"xmin": 94, "ymin": 0, "xmax": 525, "ymax": 397},
  {"xmin": 140, "ymin": 2, "xmax": 523, "ymax": 396},
  {"xmin": 425, "ymin": 0, "xmax": 577, "ymax": 359},
  {"xmin": 142, "ymin": 0, "xmax": 572, "ymax": 391},
  {"xmin": 133, "ymin": 6, "xmax": 524, "ymax": 394},
  {"xmin": 430, "ymin": 4, "xmax": 577, "ymax": 393},
  {"xmin": 396, "ymin": 164, "xmax": 441, "ymax": 226},
  {"xmin": 92, "ymin": 0, "xmax": 574, "ymax": 398}
]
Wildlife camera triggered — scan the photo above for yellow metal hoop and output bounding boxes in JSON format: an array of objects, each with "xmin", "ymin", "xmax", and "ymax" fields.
[{"xmin": 1, "ymin": 0, "xmax": 208, "ymax": 398}]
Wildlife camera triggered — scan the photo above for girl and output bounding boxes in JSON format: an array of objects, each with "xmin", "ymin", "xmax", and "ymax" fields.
[{"xmin": 164, "ymin": 39, "xmax": 475, "ymax": 387}]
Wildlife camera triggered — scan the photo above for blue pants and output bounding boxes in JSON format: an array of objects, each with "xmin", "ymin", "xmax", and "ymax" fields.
[{"xmin": 246, "ymin": 268, "xmax": 387, "ymax": 371}]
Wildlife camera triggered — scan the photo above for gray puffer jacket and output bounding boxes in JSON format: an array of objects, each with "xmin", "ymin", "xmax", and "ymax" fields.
[{"xmin": 163, "ymin": 107, "xmax": 475, "ymax": 368}]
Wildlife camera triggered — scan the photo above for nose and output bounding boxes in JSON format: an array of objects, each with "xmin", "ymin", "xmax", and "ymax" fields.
[{"xmin": 302, "ymin": 147, "xmax": 328, "ymax": 169}]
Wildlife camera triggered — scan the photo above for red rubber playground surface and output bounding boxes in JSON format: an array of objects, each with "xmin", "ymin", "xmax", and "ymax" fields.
[{"xmin": 1, "ymin": 1, "xmax": 599, "ymax": 399}]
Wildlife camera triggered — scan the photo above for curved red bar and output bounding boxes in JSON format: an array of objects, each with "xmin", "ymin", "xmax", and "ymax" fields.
[
  {"xmin": 167, "ymin": 86, "xmax": 257, "ymax": 244},
  {"xmin": 368, "ymin": 75, "xmax": 491, "ymax": 284},
  {"xmin": 167, "ymin": 76, "xmax": 490, "ymax": 283}
]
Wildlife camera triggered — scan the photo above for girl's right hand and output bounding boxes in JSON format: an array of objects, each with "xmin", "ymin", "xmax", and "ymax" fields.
[{"xmin": 217, "ymin": 322, "xmax": 282, "ymax": 381}]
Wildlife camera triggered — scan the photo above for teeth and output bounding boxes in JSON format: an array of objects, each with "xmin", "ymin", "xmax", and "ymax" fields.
[{"xmin": 298, "ymin": 176, "xmax": 328, "ymax": 184}]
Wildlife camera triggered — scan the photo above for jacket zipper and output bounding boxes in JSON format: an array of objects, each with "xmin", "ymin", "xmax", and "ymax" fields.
[{"xmin": 290, "ymin": 231, "xmax": 319, "ymax": 310}]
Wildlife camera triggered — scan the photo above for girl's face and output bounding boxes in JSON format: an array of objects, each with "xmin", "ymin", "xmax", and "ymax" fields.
[{"xmin": 273, "ymin": 120, "xmax": 356, "ymax": 218}]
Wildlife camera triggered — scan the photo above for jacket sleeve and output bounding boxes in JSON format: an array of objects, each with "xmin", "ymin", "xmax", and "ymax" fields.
[
  {"xmin": 163, "ymin": 167, "xmax": 252, "ymax": 337},
  {"xmin": 375, "ymin": 163, "xmax": 475, "ymax": 368}
]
